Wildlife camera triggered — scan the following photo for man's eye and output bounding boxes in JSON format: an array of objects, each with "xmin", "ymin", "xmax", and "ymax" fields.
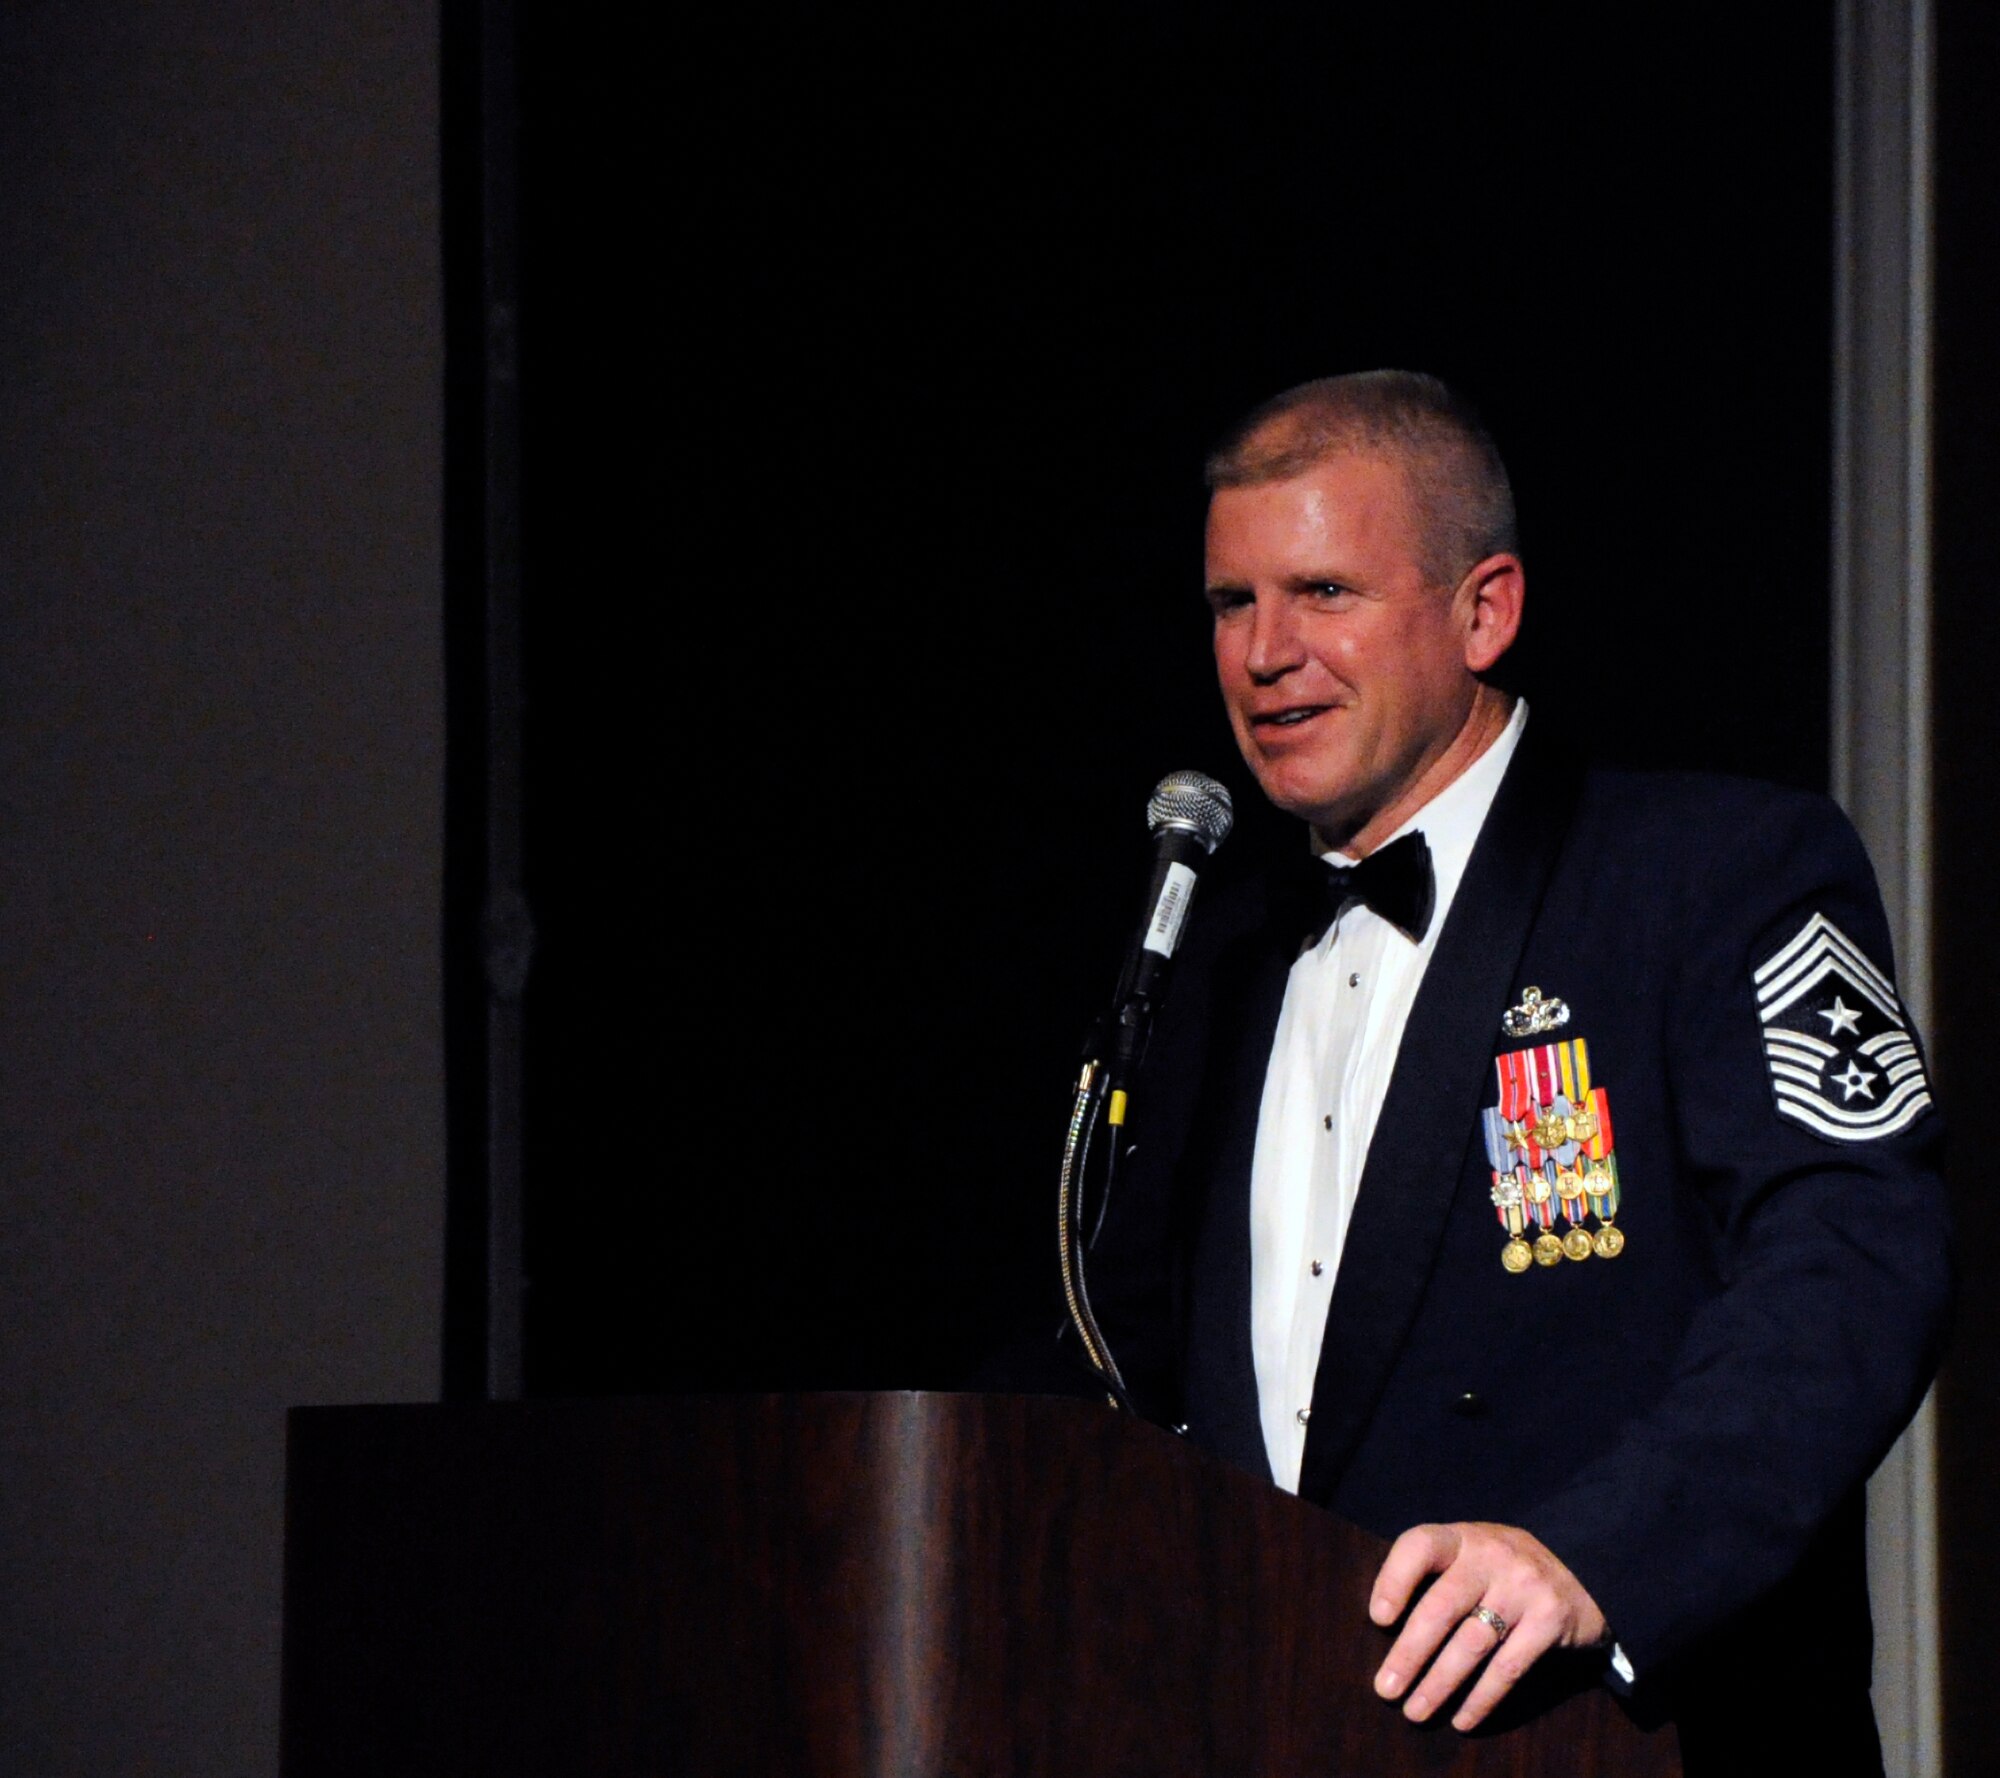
[
  {"xmin": 1205, "ymin": 587, "xmax": 1252, "ymax": 616},
  {"xmin": 1306, "ymin": 582, "xmax": 1352, "ymax": 602}
]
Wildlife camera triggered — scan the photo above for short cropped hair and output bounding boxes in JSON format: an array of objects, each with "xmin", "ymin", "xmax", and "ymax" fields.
[{"xmin": 1204, "ymin": 370, "xmax": 1519, "ymax": 587}]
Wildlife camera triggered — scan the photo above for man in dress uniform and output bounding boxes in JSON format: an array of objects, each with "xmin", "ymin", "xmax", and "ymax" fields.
[{"xmin": 1083, "ymin": 370, "xmax": 1950, "ymax": 1771}]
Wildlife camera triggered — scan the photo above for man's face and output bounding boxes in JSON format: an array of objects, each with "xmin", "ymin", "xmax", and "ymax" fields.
[{"xmin": 1205, "ymin": 451, "xmax": 1482, "ymax": 847}]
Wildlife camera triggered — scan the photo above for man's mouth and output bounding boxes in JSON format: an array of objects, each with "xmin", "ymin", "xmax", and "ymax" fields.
[{"xmin": 1253, "ymin": 705, "xmax": 1332, "ymax": 730}]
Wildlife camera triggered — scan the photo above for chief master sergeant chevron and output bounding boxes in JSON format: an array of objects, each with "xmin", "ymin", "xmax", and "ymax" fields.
[{"xmin": 1083, "ymin": 370, "xmax": 1951, "ymax": 1774}]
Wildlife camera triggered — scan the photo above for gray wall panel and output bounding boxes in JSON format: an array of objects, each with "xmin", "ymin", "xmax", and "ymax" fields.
[{"xmin": 0, "ymin": 5, "xmax": 443, "ymax": 1770}]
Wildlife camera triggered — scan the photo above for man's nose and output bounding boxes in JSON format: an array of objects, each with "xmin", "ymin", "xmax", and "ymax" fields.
[{"xmin": 1244, "ymin": 593, "xmax": 1304, "ymax": 682}]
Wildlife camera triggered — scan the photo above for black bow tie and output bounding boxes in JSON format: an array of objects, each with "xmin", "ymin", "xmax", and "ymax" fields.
[{"xmin": 1278, "ymin": 830, "xmax": 1436, "ymax": 948}]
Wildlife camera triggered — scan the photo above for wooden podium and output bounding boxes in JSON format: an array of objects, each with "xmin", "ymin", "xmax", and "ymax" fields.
[{"xmin": 280, "ymin": 1393, "xmax": 1680, "ymax": 1776}]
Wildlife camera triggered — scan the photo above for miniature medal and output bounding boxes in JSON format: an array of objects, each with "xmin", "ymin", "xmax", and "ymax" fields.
[
  {"xmin": 1583, "ymin": 1100, "xmax": 1625, "ymax": 1258},
  {"xmin": 1485, "ymin": 1107, "xmax": 1534, "ymax": 1275}
]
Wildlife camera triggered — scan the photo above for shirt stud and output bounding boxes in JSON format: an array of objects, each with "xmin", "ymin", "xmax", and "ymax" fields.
[
  {"xmin": 1296, "ymin": 1407, "xmax": 1312, "ymax": 1425},
  {"xmin": 1348, "ymin": 972, "xmax": 1361, "ymax": 988},
  {"xmin": 1322, "ymin": 1114, "xmax": 1333, "ymax": 1131},
  {"xmin": 1311, "ymin": 1259, "xmax": 1325, "ymax": 1276}
]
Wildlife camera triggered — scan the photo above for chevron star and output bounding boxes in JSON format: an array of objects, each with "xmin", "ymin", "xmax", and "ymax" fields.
[
  {"xmin": 1818, "ymin": 996, "xmax": 1864, "ymax": 1037},
  {"xmin": 1832, "ymin": 1059, "xmax": 1878, "ymax": 1101}
]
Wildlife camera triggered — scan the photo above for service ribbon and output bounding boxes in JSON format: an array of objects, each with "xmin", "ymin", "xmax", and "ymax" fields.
[
  {"xmin": 1580, "ymin": 1086, "xmax": 1616, "ymax": 1220},
  {"xmin": 1497, "ymin": 1050, "xmax": 1537, "ymax": 1167},
  {"xmin": 1529, "ymin": 1044, "xmax": 1559, "ymax": 1110}
]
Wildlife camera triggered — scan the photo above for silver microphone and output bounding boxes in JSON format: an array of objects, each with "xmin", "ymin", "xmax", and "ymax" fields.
[{"xmin": 1106, "ymin": 771, "xmax": 1234, "ymax": 1083}]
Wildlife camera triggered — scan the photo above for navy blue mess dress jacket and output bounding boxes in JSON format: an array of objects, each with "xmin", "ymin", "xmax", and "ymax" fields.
[{"xmin": 1085, "ymin": 723, "xmax": 1951, "ymax": 1774}]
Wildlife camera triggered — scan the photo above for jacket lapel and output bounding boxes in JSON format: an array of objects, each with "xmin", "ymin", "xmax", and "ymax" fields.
[
  {"xmin": 1296, "ymin": 725, "xmax": 1578, "ymax": 1502},
  {"xmin": 1178, "ymin": 913, "xmax": 1293, "ymax": 1482}
]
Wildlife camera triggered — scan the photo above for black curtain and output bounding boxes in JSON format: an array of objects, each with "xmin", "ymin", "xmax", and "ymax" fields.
[{"xmin": 504, "ymin": 7, "xmax": 1833, "ymax": 1394}]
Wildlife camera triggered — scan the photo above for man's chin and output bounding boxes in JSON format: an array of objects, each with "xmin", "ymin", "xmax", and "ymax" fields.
[{"xmin": 1251, "ymin": 773, "xmax": 1361, "ymax": 844}]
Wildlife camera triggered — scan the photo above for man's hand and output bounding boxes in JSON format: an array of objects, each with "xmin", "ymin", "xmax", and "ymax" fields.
[{"xmin": 1369, "ymin": 1522, "xmax": 1608, "ymax": 1732}]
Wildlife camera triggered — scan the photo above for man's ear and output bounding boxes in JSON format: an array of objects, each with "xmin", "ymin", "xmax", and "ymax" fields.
[{"xmin": 1457, "ymin": 553, "xmax": 1525, "ymax": 675}]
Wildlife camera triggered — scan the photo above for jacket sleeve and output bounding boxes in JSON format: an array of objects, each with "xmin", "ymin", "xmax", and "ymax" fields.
[{"xmin": 1517, "ymin": 792, "xmax": 1952, "ymax": 1679}]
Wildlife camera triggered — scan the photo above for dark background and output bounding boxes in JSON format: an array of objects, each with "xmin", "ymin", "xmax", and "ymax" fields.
[{"xmin": 506, "ymin": 7, "xmax": 1834, "ymax": 1399}]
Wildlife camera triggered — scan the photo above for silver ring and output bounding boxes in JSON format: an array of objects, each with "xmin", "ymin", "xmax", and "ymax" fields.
[{"xmin": 1471, "ymin": 1605, "xmax": 1510, "ymax": 1641}]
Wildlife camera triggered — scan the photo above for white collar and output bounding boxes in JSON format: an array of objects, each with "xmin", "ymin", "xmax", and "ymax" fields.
[{"xmin": 1309, "ymin": 698, "xmax": 1529, "ymax": 922}]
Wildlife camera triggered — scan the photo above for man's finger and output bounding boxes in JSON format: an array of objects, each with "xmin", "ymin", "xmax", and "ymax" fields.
[
  {"xmin": 1373, "ymin": 1561, "xmax": 1484, "ymax": 1700},
  {"xmin": 1447, "ymin": 1606, "xmax": 1562, "ymax": 1732},
  {"xmin": 1395, "ymin": 1606, "xmax": 1518, "ymax": 1722},
  {"xmin": 1369, "ymin": 1523, "xmax": 1459, "ymax": 1626}
]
